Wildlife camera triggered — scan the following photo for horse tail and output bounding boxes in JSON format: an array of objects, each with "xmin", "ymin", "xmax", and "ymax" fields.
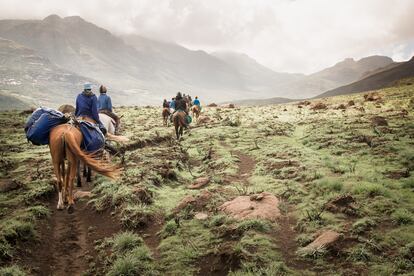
[{"xmin": 64, "ymin": 130, "xmax": 119, "ymax": 179}]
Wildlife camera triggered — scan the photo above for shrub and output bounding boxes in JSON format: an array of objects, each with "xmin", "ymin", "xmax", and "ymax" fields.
[
  {"xmin": 120, "ymin": 204, "xmax": 155, "ymax": 229},
  {"xmin": 319, "ymin": 178, "xmax": 343, "ymax": 192},
  {"xmin": 402, "ymin": 177, "xmax": 414, "ymax": 189},
  {"xmin": 352, "ymin": 218, "xmax": 377, "ymax": 234},
  {"xmin": 347, "ymin": 244, "xmax": 372, "ymax": 262},
  {"xmin": 107, "ymin": 247, "xmax": 157, "ymax": 276},
  {"xmin": 391, "ymin": 209, "xmax": 414, "ymax": 225},
  {"xmin": 112, "ymin": 231, "xmax": 144, "ymax": 255},
  {"xmin": 352, "ymin": 182, "xmax": 389, "ymax": 198},
  {"xmin": 236, "ymin": 219, "xmax": 271, "ymax": 233},
  {"xmin": 1, "ymin": 220, "xmax": 35, "ymax": 241},
  {"xmin": 0, "ymin": 237, "xmax": 13, "ymax": 260},
  {"xmin": 0, "ymin": 265, "xmax": 26, "ymax": 276},
  {"xmin": 162, "ymin": 220, "xmax": 178, "ymax": 237}
]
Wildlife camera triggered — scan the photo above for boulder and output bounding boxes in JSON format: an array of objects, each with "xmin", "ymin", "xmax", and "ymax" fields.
[
  {"xmin": 74, "ymin": 190, "xmax": 92, "ymax": 199},
  {"xmin": 173, "ymin": 190, "xmax": 212, "ymax": 214},
  {"xmin": 131, "ymin": 186, "xmax": 153, "ymax": 204},
  {"xmin": 364, "ymin": 92, "xmax": 381, "ymax": 102},
  {"xmin": 188, "ymin": 177, "xmax": 210, "ymax": 189},
  {"xmin": 298, "ymin": 100, "xmax": 311, "ymax": 106},
  {"xmin": 311, "ymin": 102, "xmax": 327, "ymax": 110},
  {"xmin": 219, "ymin": 192, "xmax": 280, "ymax": 221},
  {"xmin": 0, "ymin": 179, "xmax": 22, "ymax": 192},
  {"xmin": 301, "ymin": 230, "xmax": 341, "ymax": 252},
  {"xmin": 347, "ymin": 100, "xmax": 355, "ymax": 106},
  {"xmin": 197, "ymin": 116, "xmax": 211, "ymax": 124},
  {"xmin": 207, "ymin": 103, "xmax": 218, "ymax": 107},
  {"xmin": 371, "ymin": 116, "xmax": 388, "ymax": 126},
  {"xmin": 194, "ymin": 212, "xmax": 209, "ymax": 220}
]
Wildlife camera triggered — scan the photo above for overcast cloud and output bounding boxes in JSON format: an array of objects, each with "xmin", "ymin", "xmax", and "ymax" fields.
[{"xmin": 0, "ymin": 0, "xmax": 413, "ymax": 74}]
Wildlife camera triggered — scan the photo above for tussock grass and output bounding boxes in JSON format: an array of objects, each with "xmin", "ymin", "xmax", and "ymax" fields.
[
  {"xmin": 0, "ymin": 265, "xmax": 26, "ymax": 276},
  {"xmin": 391, "ymin": 209, "xmax": 414, "ymax": 225}
]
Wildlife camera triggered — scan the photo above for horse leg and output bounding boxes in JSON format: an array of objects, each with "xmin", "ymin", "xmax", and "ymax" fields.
[
  {"xmin": 76, "ymin": 160, "xmax": 82, "ymax": 187},
  {"xmin": 53, "ymin": 161, "xmax": 64, "ymax": 210},
  {"xmin": 66, "ymin": 155, "xmax": 77, "ymax": 213},
  {"xmin": 86, "ymin": 166, "xmax": 92, "ymax": 183},
  {"xmin": 83, "ymin": 162, "xmax": 87, "ymax": 177}
]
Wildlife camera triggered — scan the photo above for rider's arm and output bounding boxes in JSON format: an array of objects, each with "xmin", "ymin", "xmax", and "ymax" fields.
[
  {"xmin": 91, "ymin": 96, "xmax": 103, "ymax": 126},
  {"xmin": 107, "ymin": 96, "xmax": 113, "ymax": 112}
]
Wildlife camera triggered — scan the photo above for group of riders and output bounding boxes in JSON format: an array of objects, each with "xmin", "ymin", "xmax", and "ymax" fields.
[
  {"xmin": 162, "ymin": 92, "xmax": 202, "ymax": 126},
  {"xmin": 75, "ymin": 83, "xmax": 202, "ymax": 136}
]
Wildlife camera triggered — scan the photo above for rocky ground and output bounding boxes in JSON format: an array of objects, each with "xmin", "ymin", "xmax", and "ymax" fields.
[{"xmin": 0, "ymin": 79, "xmax": 413, "ymax": 275}]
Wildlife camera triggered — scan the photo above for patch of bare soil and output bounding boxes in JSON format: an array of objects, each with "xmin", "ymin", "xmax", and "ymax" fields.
[
  {"xmin": 19, "ymin": 184, "xmax": 121, "ymax": 276},
  {"xmin": 138, "ymin": 219, "xmax": 164, "ymax": 260},
  {"xmin": 196, "ymin": 244, "xmax": 240, "ymax": 276},
  {"xmin": 274, "ymin": 210, "xmax": 312, "ymax": 270}
]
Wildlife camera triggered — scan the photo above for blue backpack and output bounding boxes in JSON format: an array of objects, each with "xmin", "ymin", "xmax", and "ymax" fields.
[
  {"xmin": 25, "ymin": 107, "xmax": 67, "ymax": 145},
  {"xmin": 79, "ymin": 121, "xmax": 105, "ymax": 153}
]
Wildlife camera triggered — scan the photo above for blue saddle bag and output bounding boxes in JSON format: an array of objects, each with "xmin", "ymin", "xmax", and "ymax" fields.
[
  {"xmin": 25, "ymin": 107, "xmax": 67, "ymax": 145},
  {"xmin": 79, "ymin": 121, "xmax": 105, "ymax": 153}
]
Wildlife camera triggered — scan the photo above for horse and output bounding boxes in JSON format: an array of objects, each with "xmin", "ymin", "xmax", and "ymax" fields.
[
  {"xmin": 49, "ymin": 124, "xmax": 119, "ymax": 212},
  {"xmin": 191, "ymin": 105, "xmax": 201, "ymax": 122},
  {"xmin": 173, "ymin": 111, "xmax": 187, "ymax": 140},
  {"xmin": 76, "ymin": 113, "xmax": 128, "ymax": 187},
  {"xmin": 162, "ymin": 108, "xmax": 170, "ymax": 126}
]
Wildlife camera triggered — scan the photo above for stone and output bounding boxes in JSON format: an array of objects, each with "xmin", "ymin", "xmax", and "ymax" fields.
[
  {"xmin": 311, "ymin": 102, "xmax": 327, "ymax": 110},
  {"xmin": 188, "ymin": 177, "xmax": 210, "ymax": 189},
  {"xmin": 303, "ymin": 230, "xmax": 341, "ymax": 252},
  {"xmin": 219, "ymin": 192, "xmax": 280, "ymax": 221},
  {"xmin": 0, "ymin": 179, "xmax": 21, "ymax": 192},
  {"xmin": 194, "ymin": 212, "xmax": 209, "ymax": 220},
  {"xmin": 74, "ymin": 190, "xmax": 92, "ymax": 199}
]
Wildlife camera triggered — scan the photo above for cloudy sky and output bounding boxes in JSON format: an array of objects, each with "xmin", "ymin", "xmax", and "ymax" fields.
[{"xmin": 0, "ymin": 0, "xmax": 413, "ymax": 74}]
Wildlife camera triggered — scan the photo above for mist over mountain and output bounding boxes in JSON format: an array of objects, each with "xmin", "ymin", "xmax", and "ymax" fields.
[{"xmin": 0, "ymin": 14, "xmax": 404, "ymax": 109}]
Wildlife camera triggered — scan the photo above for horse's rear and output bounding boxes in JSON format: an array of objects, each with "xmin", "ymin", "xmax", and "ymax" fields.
[
  {"xmin": 162, "ymin": 108, "xmax": 170, "ymax": 126},
  {"xmin": 49, "ymin": 124, "xmax": 119, "ymax": 212},
  {"xmin": 173, "ymin": 111, "xmax": 186, "ymax": 139},
  {"xmin": 192, "ymin": 105, "xmax": 201, "ymax": 121}
]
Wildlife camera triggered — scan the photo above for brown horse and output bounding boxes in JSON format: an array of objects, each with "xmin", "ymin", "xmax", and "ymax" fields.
[
  {"xmin": 173, "ymin": 111, "xmax": 186, "ymax": 139},
  {"xmin": 49, "ymin": 124, "xmax": 119, "ymax": 212},
  {"xmin": 162, "ymin": 107, "xmax": 170, "ymax": 126},
  {"xmin": 191, "ymin": 105, "xmax": 201, "ymax": 122}
]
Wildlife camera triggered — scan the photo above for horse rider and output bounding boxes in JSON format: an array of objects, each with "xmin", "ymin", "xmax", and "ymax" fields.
[
  {"xmin": 189, "ymin": 95, "xmax": 193, "ymax": 106},
  {"xmin": 163, "ymin": 99, "xmax": 170, "ymax": 108},
  {"xmin": 98, "ymin": 85, "xmax": 120, "ymax": 134},
  {"xmin": 75, "ymin": 83, "xmax": 107, "ymax": 135},
  {"xmin": 193, "ymin": 96, "xmax": 201, "ymax": 108},
  {"xmin": 171, "ymin": 92, "xmax": 188, "ymax": 126}
]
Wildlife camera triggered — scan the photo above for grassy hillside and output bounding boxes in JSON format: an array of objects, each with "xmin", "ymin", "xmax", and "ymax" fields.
[
  {"xmin": 0, "ymin": 80, "xmax": 413, "ymax": 275},
  {"xmin": 317, "ymin": 57, "xmax": 414, "ymax": 98}
]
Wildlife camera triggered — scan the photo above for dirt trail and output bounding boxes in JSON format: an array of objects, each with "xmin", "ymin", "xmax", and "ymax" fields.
[
  {"xmin": 22, "ymin": 183, "xmax": 120, "ymax": 276},
  {"xmin": 220, "ymin": 142, "xmax": 256, "ymax": 185}
]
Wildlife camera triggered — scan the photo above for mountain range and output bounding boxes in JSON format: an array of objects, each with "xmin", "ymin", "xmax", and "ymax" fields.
[{"xmin": 0, "ymin": 14, "xmax": 410, "ymax": 109}]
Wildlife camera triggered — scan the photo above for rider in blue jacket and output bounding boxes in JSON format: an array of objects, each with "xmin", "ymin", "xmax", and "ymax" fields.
[
  {"xmin": 98, "ymin": 85, "xmax": 120, "ymax": 134},
  {"xmin": 75, "ymin": 83, "xmax": 106, "ymax": 134},
  {"xmin": 193, "ymin": 96, "xmax": 201, "ymax": 107}
]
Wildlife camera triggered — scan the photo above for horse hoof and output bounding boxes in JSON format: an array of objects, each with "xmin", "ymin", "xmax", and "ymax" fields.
[
  {"xmin": 67, "ymin": 205, "xmax": 74, "ymax": 214},
  {"xmin": 57, "ymin": 204, "xmax": 64, "ymax": 210}
]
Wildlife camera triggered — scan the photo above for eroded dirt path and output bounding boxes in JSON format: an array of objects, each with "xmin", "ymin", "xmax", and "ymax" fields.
[{"xmin": 23, "ymin": 184, "xmax": 120, "ymax": 276}]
